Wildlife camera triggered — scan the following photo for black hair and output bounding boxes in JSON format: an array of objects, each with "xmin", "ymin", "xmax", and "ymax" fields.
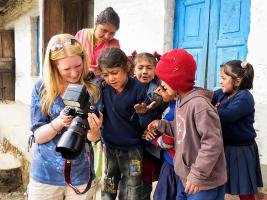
[
  {"xmin": 133, "ymin": 52, "xmax": 158, "ymax": 67},
  {"xmin": 220, "ymin": 59, "xmax": 254, "ymax": 90},
  {"xmin": 98, "ymin": 47, "xmax": 128, "ymax": 71},
  {"xmin": 95, "ymin": 7, "xmax": 120, "ymax": 30}
]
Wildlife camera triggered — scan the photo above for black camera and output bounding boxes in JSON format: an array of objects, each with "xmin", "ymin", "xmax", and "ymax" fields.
[{"xmin": 56, "ymin": 84, "xmax": 98, "ymax": 160}]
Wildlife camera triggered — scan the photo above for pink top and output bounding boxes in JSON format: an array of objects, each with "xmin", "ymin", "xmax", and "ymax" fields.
[
  {"xmin": 93, "ymin": 42, "xmax": 105, "ymax": 65},
  {"xmin": 75, "ymin": 28, "xmax": 120, "ymax": 69}
]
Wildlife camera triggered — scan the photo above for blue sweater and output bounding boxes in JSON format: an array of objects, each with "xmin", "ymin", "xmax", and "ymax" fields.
[
  {"xmin": 102, "ymin": 77, "xmax": 154, "ymax": 149},
  {"xmin": 212, "ymin": 89, "xmax": 256, "ymax": 145}
]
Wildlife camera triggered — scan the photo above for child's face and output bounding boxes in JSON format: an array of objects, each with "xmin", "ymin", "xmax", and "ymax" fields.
[
  {"xmin": 161, "ymin": 81, "xmax": 177, "ymax": 98},
  {"xmin": 101, "ymin": 66, "xmax": 128, "ymax": 93},
  {"xmin": 56, "ymin": 55, "xmax": 83, "ymax": 85},
  {"xmin": 220, "ymin": 68, "xmax": 234, "ymax": 94},
  {"xmin": 134, "ymin": 58, "xmax": 155, "ymax": 85},
  {"xmin": 153, "ymin": 85, "xmax": 176, "ymax": 103}
]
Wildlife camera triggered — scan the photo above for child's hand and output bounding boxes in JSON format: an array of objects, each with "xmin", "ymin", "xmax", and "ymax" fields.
[
  {"xmin": 185, "ymin": 180, "xmax": 200, "ymax": 194},
  {"xmin": 88, "ymin": 112, "xmax": 103, "ymax": 133},
  {"xmin": 87, "ymin": 112, "xmax": 103, "ymax": 142},
  {"xmin": 134, "ymin": 101, "xmax": 156, "ymax": 113},
  {"xmin": 142, "ymin": 130, "xmax": 158, "ymax": 140},
  {"xmin": 147, "ymin": 120, "xmax": 159, "ymax": 132}
]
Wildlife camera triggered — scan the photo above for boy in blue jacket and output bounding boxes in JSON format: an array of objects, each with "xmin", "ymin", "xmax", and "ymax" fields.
[{"xmin": 98, "ymin": 47, "xmax": 155, "ymax": 200}]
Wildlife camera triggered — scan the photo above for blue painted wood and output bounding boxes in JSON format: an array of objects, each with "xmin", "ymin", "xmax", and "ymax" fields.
[
  {"xmin": 174, "ymin": 0, "xmax": 211, "ymax": 87},
  {"xmin": 174, "ymin": 0, "xmax": 250, "ymax": 89},
  {"xmin": 207, "ymin": 0, "xmax": 251, "ymax": 89}
]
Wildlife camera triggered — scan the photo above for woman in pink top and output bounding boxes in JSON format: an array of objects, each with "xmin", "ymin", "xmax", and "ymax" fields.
[{"xmin": 75, "ymin": 7, "xmax": 120, "ymax": 76}]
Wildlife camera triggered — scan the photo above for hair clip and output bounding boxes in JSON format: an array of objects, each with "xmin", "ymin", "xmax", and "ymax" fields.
[
  {"xmin": 128, "ymin": 50, "xmax": 137, "ymax": 61},
  {"xmin": 241, "ymin": 61, "xmax": 248, "ymax": 69},
  {"xmin": 153, "ymin": 51, "xmax": 161, "ymax": 61},
  {"xmin": 131, "ymin": 50, "xmax": 137, "ymax": 57}
]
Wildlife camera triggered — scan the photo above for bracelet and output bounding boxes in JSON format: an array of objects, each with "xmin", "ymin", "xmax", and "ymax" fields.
[{"xmin": 50, "ymin": 121, "xmax": 59, "ymax": 132}]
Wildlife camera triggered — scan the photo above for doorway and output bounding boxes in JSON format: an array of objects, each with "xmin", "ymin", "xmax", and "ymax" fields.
[
  {"xmin": 43, "ymin": 0, "xmax": 94, "ymax": 54},
  {"xmin": 0, "ymin": 30, "xmax": 15, "ymax": 101},
  {"xmin": 174, "ymin": 0, "xmax": 251, "ymax": 89}
]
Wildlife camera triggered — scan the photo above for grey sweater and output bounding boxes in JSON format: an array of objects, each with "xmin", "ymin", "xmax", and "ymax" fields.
[{"xmin": 158, "ymin": 87, "xmax": 227, "ymax": 190}]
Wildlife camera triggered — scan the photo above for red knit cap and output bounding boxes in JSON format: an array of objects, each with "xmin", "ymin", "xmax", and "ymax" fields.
[{"xmin": 156, "ymin": 49, "xmax": 196, "ymax": 92}]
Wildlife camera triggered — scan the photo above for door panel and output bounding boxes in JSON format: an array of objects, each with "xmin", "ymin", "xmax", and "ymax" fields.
[
  {"xmin": 0, "ymin": 30, "xmax": 15, "ymax": 101},
  {"xmin": 207, "ymin": 0, "xmax": 250, "ymax": 89},
  {"xmin": 43, "ymin": 0, "xmax": 93, "ymax": 55},
  {"xmin": 174, "ymin": 0, "xmax": 211, "ymax": 87},
  {"xmin": 174, "ymin": 0, "xmax": 250, "ymax": 89}
]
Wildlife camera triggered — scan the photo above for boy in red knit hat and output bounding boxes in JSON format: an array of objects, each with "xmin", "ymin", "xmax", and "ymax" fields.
[{"xmin": 147, "ymin": 49, "xmax": 227, "ymax": 199}]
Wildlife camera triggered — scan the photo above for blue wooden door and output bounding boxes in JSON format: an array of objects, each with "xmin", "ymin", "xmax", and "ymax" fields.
[
  {"xmin": 174, "ymin": 0, "xmax": 250, "ymax": 89},
  {"xmin": 174, "ymin": 0, "xmax": 211, "ymax": 87},
  {"xmin": 207, "ymin": 0, "xmax": 251, "ymax": 89}
]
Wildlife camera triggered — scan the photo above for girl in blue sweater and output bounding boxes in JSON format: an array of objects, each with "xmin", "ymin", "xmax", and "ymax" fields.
[
  {"xmin": 212, "ymin": 60, "xmax": 263, "ymax": 200},
  {"xmin": 133, "ymin": 52, "xmax": 163, "ymax": 199}
]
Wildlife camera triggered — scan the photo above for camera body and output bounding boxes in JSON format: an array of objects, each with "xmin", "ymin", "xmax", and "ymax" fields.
[{"xmin": 56, "ymin": 84, "xmax": 97, "ymax": 160}]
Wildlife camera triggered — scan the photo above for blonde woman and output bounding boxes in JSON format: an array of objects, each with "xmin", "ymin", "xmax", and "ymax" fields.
[{"xmin": 28, "ymin": 33, "xmax": 102, "ymax": 200}]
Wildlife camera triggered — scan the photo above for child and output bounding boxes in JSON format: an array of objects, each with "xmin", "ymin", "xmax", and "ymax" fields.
[
  {"xmin": 132, "ymin": 52, "xmax": 164, "ymax": 199},
  {"xmin": 97, "ymin": 47, "xmax": 155, "ymax": 200},
  {"xmin": 212, "ymin": 60, "xmax": 263, "ymax": 200},
  {"xmin": 147, "ymin": 49, "xmax": 227, "ymax": 200},
  {"xmin": 133, "ymin": 52, "xmax": 160, "ymax": 98},
  {"xmin": 143, "ymin": 84, "xmax": 177, "ymax": 200},
  {"xmin": 28, "ymin": 33, "xmax": 102, "ymax": 200}
]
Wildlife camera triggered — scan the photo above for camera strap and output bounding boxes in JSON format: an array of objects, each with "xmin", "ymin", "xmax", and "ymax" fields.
[{"xmin": 63, "ymin": 151, "xmax": 92, "ymax": 195}]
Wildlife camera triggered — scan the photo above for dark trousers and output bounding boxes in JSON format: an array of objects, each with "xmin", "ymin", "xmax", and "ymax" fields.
[
  {"xmin": 101, "ymin": 147, "xmax": 143, "ymax": 200},
  {"xmin": 176, "ymin": 176, "xmax": 225, "ymax": 200},
  {"xmin": 153, "ymin": 161, "xmax": 177, "ymax": 200}
]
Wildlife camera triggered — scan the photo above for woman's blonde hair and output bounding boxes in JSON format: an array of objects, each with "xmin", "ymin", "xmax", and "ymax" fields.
[{"xmin": 41, "ymin": 33, "xmax": 100, "ymax": 115}]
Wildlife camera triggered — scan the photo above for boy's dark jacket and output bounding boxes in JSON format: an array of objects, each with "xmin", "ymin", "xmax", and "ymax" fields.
[
  {"xmin": 101, "ymin": 77, "xmax": 155, "ymax": 149},
  {"xmin": 158, "ymin": 88, "xmax": 227, "ymax": 190}
]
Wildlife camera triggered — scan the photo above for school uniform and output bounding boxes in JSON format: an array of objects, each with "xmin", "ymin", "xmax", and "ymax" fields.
[
  {"xmin": 101, "ymin": 77, "xmax": 155, "ymax": 200},
  {"xmin": 212, "ymin": 89, "xmax": 263, "ymax": 195},
  {"xmin": 153, "ymin": 100, "xmax": 177, "ymax": 200}
]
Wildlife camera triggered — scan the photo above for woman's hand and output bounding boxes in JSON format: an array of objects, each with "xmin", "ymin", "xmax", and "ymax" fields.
[
  {"xmin": 134, "ymin": 101, "xmax": 156, "ymax": 113},
  {"xmin": 87, "ymin": 112, "xmax": 103, "ymax": 142},
  {"xmin": 59, "ymin": 109, "xmax": 73, "ymax": 127},
  {"xmin": 34, "ymin": 110, "xmax": 70, "ymax": 144}
]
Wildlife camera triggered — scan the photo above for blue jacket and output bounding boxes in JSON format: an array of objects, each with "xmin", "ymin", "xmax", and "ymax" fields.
[
  {"xmin": 101, "ymin": 77, "xmax": 155, "ymax": 149},
  {"xmin": 212, "ymin": 89, "xmax": 256, "ymax": 145}
]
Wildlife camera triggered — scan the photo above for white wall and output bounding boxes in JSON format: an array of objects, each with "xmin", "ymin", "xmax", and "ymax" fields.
[
  {"xmin": 94, "ymin": 0, "xmax": 172, "ymax": 55},
  {"xmin": 5, "ymin": 7, "xmax": 39, "ymax": 105},
  {"xmin": 247, "ymin": 0, "xmax": 267, "ymax": 164}
]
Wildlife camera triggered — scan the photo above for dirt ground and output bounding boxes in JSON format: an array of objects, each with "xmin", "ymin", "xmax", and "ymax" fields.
[
  {"xmin": 0, "ymin": 187, "xmax": 266, "ymax": 200},
  {"xmin": 0, "ymin": 187, "xmax": 26, "ymax": 200},
  {"xmin": 0, "ymin": 191, "xmax": 241, "ymax": 200}
]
